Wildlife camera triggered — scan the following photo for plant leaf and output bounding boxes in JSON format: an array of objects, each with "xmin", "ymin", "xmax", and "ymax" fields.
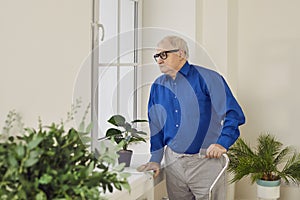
[
  {"xmin": 131, "ymin": 119, "xmax": 148, "ymax": 123},
  {"xmin": 27, "ymin": 136, "xmax": 43, "ymax": 150},
  {"xmin": 106, "ymin": 128, "xmax": 122, "ymax": 137},
  {"xmin": 136, "ymin": 131, "xmax": 147, "ymax": 135},
  {"xmin": 24, "ymin": 151, "xmax": 39, "ymax": 167},
  {"xmin": 39, "ymin": 174, "xmax": 53, "ymax": 184},
  {"xmin": 108, "ymin": 115, "xmax": 125, "ymax": 126},
  {"xmin": 113, "ymin": 163, "xmax": 126, "ymax": 172},
  {"xmin": 15, "ymin": 145, "xmax": 25, "ymax": 158},
  {"xmin": 86, "ymin": 122, "xmax": 93, "ymax": 133},
  {"xmin": 121, "ymin": 182, "xmax": 131, "ymax": 192}
]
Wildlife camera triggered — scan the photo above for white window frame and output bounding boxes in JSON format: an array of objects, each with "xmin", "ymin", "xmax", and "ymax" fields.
[{"xmin": 90, "ymin": 0, "xmax": 141, "ymax": 150}]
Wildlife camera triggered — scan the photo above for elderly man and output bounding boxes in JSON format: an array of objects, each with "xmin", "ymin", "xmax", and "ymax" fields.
[{"xmin": 138, "ymin": 35, "xmax": 245, "ymax": 200}]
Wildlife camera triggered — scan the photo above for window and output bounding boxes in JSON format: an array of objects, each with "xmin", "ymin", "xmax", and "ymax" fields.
[{"xmin": 91, "ymin": 0, "xmax": 141, "ymax": 149}]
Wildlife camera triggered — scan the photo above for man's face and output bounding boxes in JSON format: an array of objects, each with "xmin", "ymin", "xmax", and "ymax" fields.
[{"xmin": 154, "ymin": 44, "xmax": 183, "ymax": 76}]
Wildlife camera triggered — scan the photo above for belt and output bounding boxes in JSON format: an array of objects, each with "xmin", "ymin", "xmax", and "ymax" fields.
[{"xmin": 167, "ymin": 147, "xmax": 207, "ymax": 159}]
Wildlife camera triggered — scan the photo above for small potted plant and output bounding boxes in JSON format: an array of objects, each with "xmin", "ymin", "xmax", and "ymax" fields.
[
  {"xmin": 105, "ymin": 114, "xmax": 148, "ymax": 167},
  {"xmin": 227, "ymin": 133, "xmax": 300, "ymax": 200}
]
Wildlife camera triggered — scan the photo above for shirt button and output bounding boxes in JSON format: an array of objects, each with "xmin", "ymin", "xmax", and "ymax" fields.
[
  {"xmin": 175, "ymin": 110, "xmax": 178, "ymax": 113},
  {"xmin": 175, "ymin": 124, "xmax": 179, "ymax": 128},
  {"xmin": 174, "ymin": 96, "xmax": 177, "ymax": 99}
]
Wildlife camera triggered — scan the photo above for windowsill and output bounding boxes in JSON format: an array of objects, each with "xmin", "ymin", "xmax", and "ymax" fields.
[
  {"xmin": 130, "ymin": 153, "xmax": 165, "ymax": 186},
  {"xmin": 105, "ymin": 168, "xmax": 154, "ymax": 200},
  {"xmin": 104, "ymin": 153, "xmax": 165, "ymax": 200}
]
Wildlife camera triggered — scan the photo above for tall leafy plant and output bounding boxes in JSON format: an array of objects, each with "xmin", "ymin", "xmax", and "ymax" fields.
[
  {"xmin": 228, "ymin": 133, "xmax": 300, "ymax": 184},
  {"xmin": 0, "ymin": 107, "xmax": 130, "ymax": 199}
]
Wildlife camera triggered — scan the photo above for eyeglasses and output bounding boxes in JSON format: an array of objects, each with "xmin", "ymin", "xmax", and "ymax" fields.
[{"xmin": 153, "ymin": 49, "xmax": 179, "ymax": 62}]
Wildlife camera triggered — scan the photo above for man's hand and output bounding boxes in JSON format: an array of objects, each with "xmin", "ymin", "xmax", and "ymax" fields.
[
  {"xmin": 206, "ymin": 144, "xmax": 227, "ymax": 158},
  {"xmin": 136, "ymin": 162, "xmax": 160, "ymax": 178}
]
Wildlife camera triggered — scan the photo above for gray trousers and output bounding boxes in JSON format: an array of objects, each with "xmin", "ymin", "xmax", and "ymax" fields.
[{"xmin": 164, "ymin": 147, "xmax": 226, "ymax": 200}]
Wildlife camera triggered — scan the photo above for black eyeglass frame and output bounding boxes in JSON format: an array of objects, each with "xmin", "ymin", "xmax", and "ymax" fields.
[{"xmin": 153, "ymin": 49, "xmax": 179, "ymax": 62}]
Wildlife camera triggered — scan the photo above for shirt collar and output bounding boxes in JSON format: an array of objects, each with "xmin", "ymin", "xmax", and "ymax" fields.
[
  {"xmin": 178, "ymin": 61, "xmax": 191, "ymax": 76},
  {"xmin": 164, "ymin": 61, "xmax": 191, "ymax": 81}
]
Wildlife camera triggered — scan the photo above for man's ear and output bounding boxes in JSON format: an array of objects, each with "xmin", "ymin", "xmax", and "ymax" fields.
[{"xmin": 178, "ymin": 50, "xmax": 185, "ymax": 59}]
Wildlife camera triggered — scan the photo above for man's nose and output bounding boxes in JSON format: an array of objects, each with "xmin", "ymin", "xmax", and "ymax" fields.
[{"xmin": 157, "ymin": 58, "xmax": 164, "ymax": 64}]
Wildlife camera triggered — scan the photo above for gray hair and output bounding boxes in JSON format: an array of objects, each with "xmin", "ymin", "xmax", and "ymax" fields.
[{"xmin": 157, "ymin": 35, "xmax": 189, "ymax": 59}]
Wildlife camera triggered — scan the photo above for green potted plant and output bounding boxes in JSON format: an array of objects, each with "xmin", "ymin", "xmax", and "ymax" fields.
[
  {"xmin": 228, "ymin": 133, "xmax": 300, "ymax": 200},
  {"xmin": 105, "ymin": 114, "xmax": 148, "ymax": 167},
  {"xmin": 0, "ymin": 109, "xmax": 130, "ymax": 200}
]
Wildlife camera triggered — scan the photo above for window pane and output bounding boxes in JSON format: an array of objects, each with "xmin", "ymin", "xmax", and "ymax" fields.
[
  {"xmin": 99, "ymin": 0, "xmax": 118, "ymax": 63},
  {"xmin": 120, "ymin": 0, "xmax": 134, "ymax": 63},
  {"xmin": 119, "ymin": 66, "xmax": 134, "ymax": 119},
  {"xmin": 98, "ymin": 66, "xmax": 118, "ymax": 137},
  {"xmin": 98, "ymin": 66, "xmax": 134, "ymax": 138}
]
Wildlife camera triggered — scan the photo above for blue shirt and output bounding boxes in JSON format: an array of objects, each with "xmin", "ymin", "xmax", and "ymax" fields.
[{"xmin": 148, "ymin": 61, "xmax": 245, "ymax": 163}]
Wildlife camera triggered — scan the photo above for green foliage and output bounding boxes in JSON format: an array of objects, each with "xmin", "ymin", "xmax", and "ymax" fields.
[
  {"xmin": 105, "ymin": 115, "xmax": 148, "ymax": 150},
  {"xmin": 228, "ymin": 133, "xmax": 300, "ymax": 185},
  {"xmin": 0, "ymin": 110, "xmax": 130, "ymax": 200}
]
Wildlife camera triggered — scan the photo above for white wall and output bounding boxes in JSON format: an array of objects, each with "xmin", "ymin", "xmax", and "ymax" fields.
[
  {"xmin": 201, "ymin": 0, "xmax": 229, "ymax": 75},
  {"xmin": 236, "ymin": 0, "xmax": 300, "ymax": 199},
  {"xmin": 141, "ymin": 0, "xmax": 196, "ymax": 75},
  {"xmin": 0, "ymin": 1, "xmax": 91, "ymax": 128}
]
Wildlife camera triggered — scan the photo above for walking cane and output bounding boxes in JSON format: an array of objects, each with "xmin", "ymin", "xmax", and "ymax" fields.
[{"xmin": 208, "ymin": 154, "xmax": 230, "ymax": 200}]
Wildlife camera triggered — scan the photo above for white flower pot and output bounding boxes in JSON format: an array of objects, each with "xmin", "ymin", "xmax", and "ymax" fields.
[{"xmin": 256, "ymin": 179, "xmax": 280, "ymax": 200}]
